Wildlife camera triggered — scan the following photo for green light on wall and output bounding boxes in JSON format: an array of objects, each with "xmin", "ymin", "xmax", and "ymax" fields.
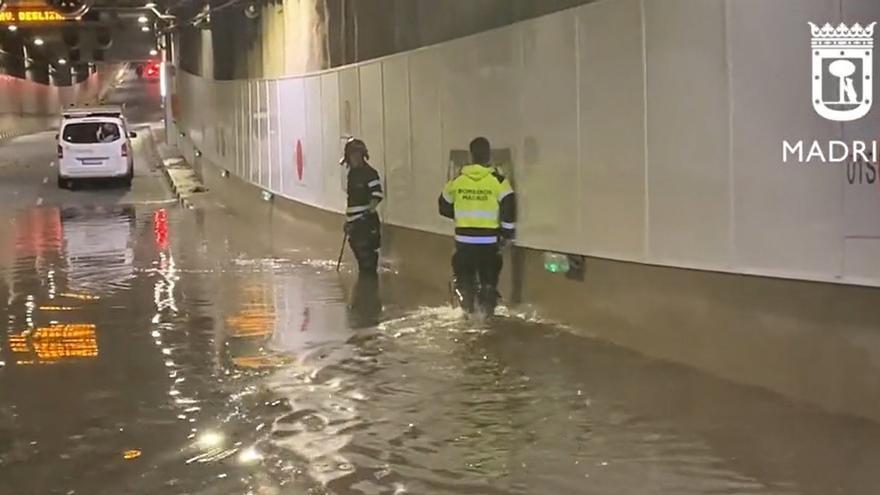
[
  {"xmin": 542, "ymin": 252, "xmax": 585, "ymax": 281},
  {"xmin": 544, "ymin": 253, "xmax": 569, "ymax": 273}
]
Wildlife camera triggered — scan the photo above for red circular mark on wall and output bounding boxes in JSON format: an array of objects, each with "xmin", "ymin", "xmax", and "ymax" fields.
[{"xmin": 295, "ymin": 140, "xmax": 304, "ymax": 181}]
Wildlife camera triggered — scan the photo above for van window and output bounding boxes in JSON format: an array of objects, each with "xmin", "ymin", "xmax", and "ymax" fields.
[{"xmin": 63, "ymin": 122, "xmax": 121, "ymax": 144}]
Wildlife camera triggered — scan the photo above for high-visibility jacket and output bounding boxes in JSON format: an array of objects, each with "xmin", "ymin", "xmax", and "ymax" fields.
[{"xmin": 438, "ymin": 164, "xmax": 516, "ymax": 245}]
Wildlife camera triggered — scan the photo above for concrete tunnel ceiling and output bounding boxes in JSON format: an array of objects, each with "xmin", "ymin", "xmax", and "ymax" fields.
[
  {"xmin": 172, "ymin": 0, "xmax": 598, "ymax": 80},
  {"xmin": 0, "ymin": 0, "xmax": 196, "ymax": 82}
]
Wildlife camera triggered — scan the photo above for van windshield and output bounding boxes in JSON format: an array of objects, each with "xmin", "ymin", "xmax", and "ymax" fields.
[{"xmin": 63, "ymin": 122, "xmax": 121, "ymax": 144}]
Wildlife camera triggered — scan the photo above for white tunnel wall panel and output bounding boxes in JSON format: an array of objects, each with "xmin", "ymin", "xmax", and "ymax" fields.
[
  {"xmin": 517, "ymin": 12, "xmax": 581, "ymax": 253},
  {"xmin": 57, "ymin": 86, "xmax": 73, "ymax": 110},
  {"xmin": 729, "ymin": 0, "xmax": 844, "ymax": 280},
  {"xmin": 0, "ymin": 78, "xmax": 13, "ymax": 114},
  {"xmin": 268, "ymin": 80, "xmax": 281, "ymax": 192},
  {"xmin": 381, "ymin": 56, "xmax": 414, "ymax": 228},
  {"xmin": 238, "ymin": 81, "xmax": 251, "ymax": 180},
  {"xmin": 250, "ymin": 81, "xmax": 260, "ymax": 185},
  {"xmin": 221, "ymin": 82, "xmax": 237, "ymax": 164},
  {"xmin": 321, "ymin": 72, "xmax": 345, "ymax": 212},
  {"xmin": 358, "ymin": 62, "xmax": 386, "ymax": 209},
  {"xmin": 21, "ymin": 82, "xmax": 38, "ymax": 115},
  {"xmin": 259, "ymin": 81, "xmax": 272, "ymax": 189},
  {"xmin": 645, "ymin": 0, "xmax": 732, "ymax": 268},
  {"xmin": 439, "ymin": 27, "xmax": 522, "ymax": 163},
  {"xmin": 233, "ymin": 82, "xmax": 242, "ymax": 177},
  {"xmin": 408, "ymin": 47, "xmax": 446, "ymax": 234},
  {"xmin": 576, "ymin": 0, "xmax": 647, "ymax": 261},
  {"xmin": 204, "ymin": 79, "xmax": 219, "ymax": 163},
  {"xmin": 241, "ymin": 80, "xmax": 249, "ymax": 181},
  {"xmin": 303, "ymin": 75, "xmax": 326, "ymax": 209},
  {"xmin": 46, "ymin": 85, "xmax": 60, "ymax": 118},
  {"xmin": 240, "ymin": 81, "xmax": 249, "ymax": 179},
  {"xmin": 174, "ymin": 0, "xmax": 880, "ymax": 288},
  {"xmin": 238, "ymin": 81, "xmax": 248, "ymax": 180},
  {"xmin": 338, "ymin": 68, "xmax": 361, "ymax": 140},
  {"xmin": 844, "ymin": 238, "xmax": 880, "ymax": 283},
  {"xmin": 277, "ymin": 78, "xmax": 303, "ymax": 201}
]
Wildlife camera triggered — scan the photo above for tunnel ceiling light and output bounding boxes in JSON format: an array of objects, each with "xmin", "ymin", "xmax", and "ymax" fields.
[
  {"xmin": 8, "ymin": 25, "xmax": 17, "ymax": 32},
  {"xmin": 58, "ymin": 58, "xmax": 67, "ymax": 65},
  {"xmin": 138, "ymin": 15, "xmax": 149, "ymax": 24},
  {"xmin": 150, "ymin": 49, "xmax": 158, "ymax": 56},
  {"xmin": 33, "ymin": 38, "xmax": 45, "ymax": 46},
  {"xmin": 141, "ymin": 26, "xmax": 150, "ymax": 32},
  {"xmin": 145, "ymin": 2, "xmax": 158, "ymax": 8}
]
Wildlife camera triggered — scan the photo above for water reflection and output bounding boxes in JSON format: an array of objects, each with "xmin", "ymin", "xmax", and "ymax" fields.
[
  {"xmin": 60, "ymin": 206, "xmax": 136, "ymax": 295},
  {"xmin": 8, "ymin": 324, "xmax": 98, "ymax": 365},
  {"xmin": 348, "ymin": 274, "xmax": 382, "ymax": 329}
]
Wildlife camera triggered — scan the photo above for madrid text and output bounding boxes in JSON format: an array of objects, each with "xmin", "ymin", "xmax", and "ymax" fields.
[{"xmin": 783, "ymin": 140, "xmax": 879, "ymax": 185}]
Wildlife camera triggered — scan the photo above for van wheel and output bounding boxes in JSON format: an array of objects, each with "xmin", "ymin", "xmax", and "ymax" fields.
[{"xmin": 58, "ymin": 177, "xmax": 76, "ymax": 190}]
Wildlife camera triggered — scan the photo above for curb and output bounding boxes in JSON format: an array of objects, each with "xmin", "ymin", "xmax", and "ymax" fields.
[{"xmin": 146, "ymin": 129, "xmax": 205, "ymax": 209}]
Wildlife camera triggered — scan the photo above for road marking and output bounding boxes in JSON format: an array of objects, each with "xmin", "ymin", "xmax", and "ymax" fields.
[
  {"xmin": 137, "ymin": 199, "xmax": 178, "ymax": 205},
  {"xmin": 36, "ymin": 197, "xmax": 43, "ymax": 206},
  {"xmin": 49, "ymin": 161, "xmax": 55, "ymax": 168},
  {"xmin": 42, "ymin": 177, "xmax": 48, "ymax": 184}
]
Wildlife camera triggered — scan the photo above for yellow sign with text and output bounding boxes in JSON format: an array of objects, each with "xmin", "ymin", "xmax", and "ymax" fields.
[{"xmin": 0, "ymin": 10, "xmax": 67, "ymax": 23}]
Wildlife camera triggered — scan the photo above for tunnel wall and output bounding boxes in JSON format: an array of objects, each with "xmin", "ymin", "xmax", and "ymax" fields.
[
  {"xmin": 0, "ymin": 65, "xmax": 122, "ymax": 140},
  {"xmin": 176, "ymin": 0, "xmax": 880, "ymax": 289}
]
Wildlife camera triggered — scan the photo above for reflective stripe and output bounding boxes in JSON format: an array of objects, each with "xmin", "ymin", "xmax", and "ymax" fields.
[
  {"xmin": 498, "ymin": 189, "xmax": 514, "ymax": 201},
  {"xmin": 346, "ymin": 205, "xmax": 370, "ymax": 214},
  {"xmin": 367, "ymin": 179, "xmax": 381, "ymax": 188},
  {"xmin": 501, "ymin": 222, "xmax": 515, "ymax": 229},
  {"xmin": 442, "ymin": 191, "xmax": 453, "ymax": 203},
  {"xmin": 346, "ymin": 213, "xmax": 366, "ymax": 222},
  {"xmin": 455, "ymin": 235, "xmax": 498, "ymax": 244},
  {"xmin": 372, "ymin": 191, "xmax": 384, "ymax": 198},
  {"xmin": 456, "ymin": 210, "xmax": 497, "ymax": 220}
]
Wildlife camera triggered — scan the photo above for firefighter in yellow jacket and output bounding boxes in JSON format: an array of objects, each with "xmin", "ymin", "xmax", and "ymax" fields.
[{"xmin": 438, "ymin": 137, "xmax": 516, "ymax": 315}]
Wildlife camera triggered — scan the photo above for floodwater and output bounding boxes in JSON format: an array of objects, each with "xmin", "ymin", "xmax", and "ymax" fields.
[{"xmin": 2, "ymin": 202, "xmax": 880, "ymax": 495}]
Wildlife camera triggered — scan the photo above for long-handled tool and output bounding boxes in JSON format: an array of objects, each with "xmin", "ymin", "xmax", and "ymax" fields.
[{"xmin": 336, "ymin": 231, "xmax": 348, "ymax": 272}]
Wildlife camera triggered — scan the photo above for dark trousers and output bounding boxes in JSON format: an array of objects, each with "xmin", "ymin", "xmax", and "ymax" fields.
[
  {"xmin": 452, "ymin": 242, "xmax": 502, "ymax": 313},
  {"xmin": 348, "ymin": 213, "xmax": 381, "ymax": 274}
]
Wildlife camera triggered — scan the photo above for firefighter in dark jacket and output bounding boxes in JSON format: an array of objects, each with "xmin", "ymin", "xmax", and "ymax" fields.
[
  {"xmin": 438, "ymin": 137, "xmax": 516, "ymax": 315},
  {"xmin": 341, "ymin": 138, "xmax": 384, "ymax": 275}
]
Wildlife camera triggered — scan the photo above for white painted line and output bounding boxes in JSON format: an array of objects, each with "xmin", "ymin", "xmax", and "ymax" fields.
[
  {"xmin": 49, "ymin": 161, "xmax": 55, "ymax": 168},
  {"xmin": 42, "ymin": 177, "xmax": 48, "ymax": 184},
  {"xmin": 36, "ymin": 197, "xmax": 43, "ymax": 206}
]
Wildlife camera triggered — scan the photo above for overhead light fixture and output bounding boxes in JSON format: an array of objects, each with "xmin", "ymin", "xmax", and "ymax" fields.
[
  {"xmin": 8, "ymin": 25, "xmax": 17, "ymax": 32},
  {"xmin": 58, "ymin": 58, "xmax": 67, "ymax": 65},
  {"xmin": 33, "ymin": 38, "xmax": 45, "ymax": 46},
  {"xmin": 141, "ymin": 26, "xmax": 150, "ymax": 32},
  {"xmin": 244, "ymin": 4, "xmax": 259, "ymax": 19},
  {"xmin": 138, "ymin": 16, "xmax": 149, "ymax": 24},
  {"xmin": 150, "ymin": 49, "xmax": 158, "ymax": 56},
  {"xmin": 145, "ymin": 2, "xmax": 158, "ymax": 8}
]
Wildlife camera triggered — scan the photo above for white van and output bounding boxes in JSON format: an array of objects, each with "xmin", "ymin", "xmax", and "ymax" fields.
[{"xmin": 57, "ymin": 112, "xmax": 137, "ymax": 189}]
